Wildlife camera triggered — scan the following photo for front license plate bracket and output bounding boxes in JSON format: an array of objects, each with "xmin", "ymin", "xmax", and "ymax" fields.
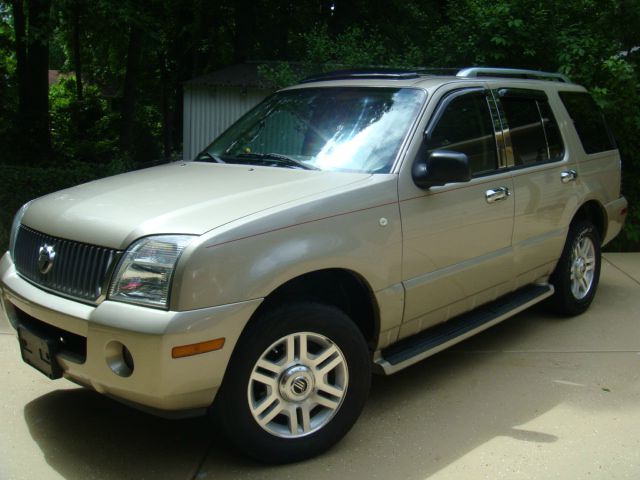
[{"xmin": 17, "ymin": 324, "xmax": 63, "ymax": 379}]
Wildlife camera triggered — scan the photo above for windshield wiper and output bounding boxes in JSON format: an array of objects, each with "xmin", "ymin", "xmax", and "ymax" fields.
[
  {"xmin": 237, "ymin": 152, "xmax": 320, "ymax": 170},
  {"xmin": 197, "ymin": 151, "xmax": 226, "ymax": 164}
]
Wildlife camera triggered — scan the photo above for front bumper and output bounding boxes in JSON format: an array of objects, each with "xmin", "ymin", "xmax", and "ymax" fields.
[{"xmin": 0, "ymin": 253, "xmax": 261, "ymax": 414}]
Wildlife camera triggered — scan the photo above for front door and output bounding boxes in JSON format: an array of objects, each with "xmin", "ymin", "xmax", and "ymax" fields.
[{"xmin": 398, "ymin": 88, "xmax": 515, "ymax": 339}]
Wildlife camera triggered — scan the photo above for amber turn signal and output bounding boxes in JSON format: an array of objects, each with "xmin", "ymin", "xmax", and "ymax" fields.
[{"xmin": 172, "ymin": 338, "xmax": 225, "ymax": 358}]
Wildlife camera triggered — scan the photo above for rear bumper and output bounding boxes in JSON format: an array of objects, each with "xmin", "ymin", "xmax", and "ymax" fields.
[
  {"xmin": 603, "ymin": 196, "xmax": 628, "ymax": 246},
  {"xmin": 0, "ymin": 253, "xmax": 261, "ymax": 413}
]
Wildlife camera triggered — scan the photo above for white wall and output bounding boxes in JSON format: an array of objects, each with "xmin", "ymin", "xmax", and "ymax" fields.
[{"xmin": 183, "ymin": 85, "xmax": 269, "ymax": 160}]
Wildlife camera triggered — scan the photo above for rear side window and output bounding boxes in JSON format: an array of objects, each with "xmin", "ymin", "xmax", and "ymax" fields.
[
  {"xmin": 426, "ymin": 91, "xmax": 498, "ymax": 175},
  {"xmin": 538, "ymin": 102, "xmax": 565, "ymax": 160},
  {"xmin": 559, "ymin": 92, "xmax": 616, "ymax": 154},
  {"xmin": 499, "ymin": 91, "xmax": 564, "ymax": 165}
]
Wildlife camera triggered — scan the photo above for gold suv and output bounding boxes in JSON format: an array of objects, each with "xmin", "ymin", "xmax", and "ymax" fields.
[{"xmin": 0, "ymin": 67, "xmax": 628, "ymax": 463}]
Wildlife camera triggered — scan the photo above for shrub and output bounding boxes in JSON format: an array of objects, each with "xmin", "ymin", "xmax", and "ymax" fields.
[{"xmin": 0, "ymin": 160, "xmax": 130, "ymax": 252}]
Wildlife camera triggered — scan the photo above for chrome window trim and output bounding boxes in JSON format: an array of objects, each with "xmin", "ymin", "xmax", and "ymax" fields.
[
  {"xmin": 486, "ymin": 91, "xmax": 508, "ymax": 169},
  {"xmin": 489, "ymin": 89, "xmax": 515, "ymax": 168}
]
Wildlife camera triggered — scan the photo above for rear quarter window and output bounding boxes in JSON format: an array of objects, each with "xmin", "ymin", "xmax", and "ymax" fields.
[{"xmin": 559, "ymin": 92, "xmax": 616, "ymax": 154}]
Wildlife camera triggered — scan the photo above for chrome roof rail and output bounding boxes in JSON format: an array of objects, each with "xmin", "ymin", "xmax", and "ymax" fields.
[{"xmin": 457, "ymin": 67, "xmax": 571, "ymax": 83}]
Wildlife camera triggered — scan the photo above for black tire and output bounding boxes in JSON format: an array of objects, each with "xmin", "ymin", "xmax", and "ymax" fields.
[
  {"xmin": 549, "ymin": 220, "xmax": 601, "ymax": 316},
  {"xmin": 212, "ymin": 302, "xmax": 371, "ymax": 463}
]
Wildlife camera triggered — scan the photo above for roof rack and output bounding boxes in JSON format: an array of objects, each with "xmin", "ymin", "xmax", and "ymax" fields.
[
  {"xmin": 456, "ymin": 67, "xmax": 571, "ymax": 83},
  {"xmin": 300, "ymin": 67, "xmax": 572, "ymax": 84},
  {"xmin": 301, "ymin": 69, "xmax": 422, "ymax": 83}
]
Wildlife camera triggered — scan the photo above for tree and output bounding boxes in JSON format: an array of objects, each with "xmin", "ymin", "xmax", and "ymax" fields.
[
  {"xmin": 119, "ymin": 24, "xmax": 143, "ymax": 154},
  {"xmin": 12, "ymin": 0, "xmax": 52, "ymax": 161},
  {"xmin": 0, "ymin": 0, "xmax": 638, "ymax": 248},
  {"xmin": 0, "ymin": 2, "xmax": 17, "ymax": 151}
]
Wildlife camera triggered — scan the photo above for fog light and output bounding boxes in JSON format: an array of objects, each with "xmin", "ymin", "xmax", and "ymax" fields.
[
  {"xmin": 105, "ymin": 341, "xmax": 134, "ymax": 377},
  {"xmin": 122, "ymin": 345, "xmax": 134, "ymax": 371}
]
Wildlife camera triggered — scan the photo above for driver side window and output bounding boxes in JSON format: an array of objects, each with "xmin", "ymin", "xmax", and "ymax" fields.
[{"xmin": 426, "ymin": 91, "xmax": 498, "ymax": 175}]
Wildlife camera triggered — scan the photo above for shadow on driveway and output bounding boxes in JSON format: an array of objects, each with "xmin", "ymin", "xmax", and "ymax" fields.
[{"xmin": 23, "ymin": 388, "xmax": 224, "ymax": 479}]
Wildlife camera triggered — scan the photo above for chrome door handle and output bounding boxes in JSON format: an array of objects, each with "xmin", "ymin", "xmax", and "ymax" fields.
[
  {"xmin": 561, "ymin": 169, "xmax": 578, "ymax": 183},
  {"xmin": 485, "ymin": 186, "xmax": 510, "ymax": 203}
]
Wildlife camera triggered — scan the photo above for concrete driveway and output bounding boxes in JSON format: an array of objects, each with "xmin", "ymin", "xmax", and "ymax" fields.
[{"xmin": 1, "ymin": 253, "xmax": 639, "ymax": 479}]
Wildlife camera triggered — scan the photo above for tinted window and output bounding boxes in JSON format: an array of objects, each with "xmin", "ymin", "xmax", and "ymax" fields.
[
  {"xmin": 559, "ymin": 91, "xmax": 616, "ymax": 154},
  {"xmin": 426, "ymin": 91, "xmax": 498, "ymax": 175},
  {"xmin": 538, "ymin": 101, "xmax": 564, "ymax": 160},
  {"xmin": 500, "ymin": 95, "xmax": 564, "ymax": 165}
]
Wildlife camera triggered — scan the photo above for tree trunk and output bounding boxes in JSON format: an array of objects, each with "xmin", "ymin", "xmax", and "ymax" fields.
[
  {"xmin": 72, "ymin": 5, "xmax": 83, "ymax": 102},
  {"xmin": 159, "ymin": 51, "xmax": 172, "ymax": 159},
  {"xmin": 119, "ymin": 25, "xmax": 143, "ymax": 155},
  {"xmin": 21, "ymin": 0, "xmax": 52, "ymax": 161},
  {"xmin": 175, "ymin": 3, "xmax": 195, "ymax": 159},
  {"xmin": 191, "ymin": 0, "xmax": 203, "ymax": 74},
  {"xmin": 232, "ymin": 0, "xmax": 254, "ymax": 62},
  {"xmin": 11, "ymin": 0, "xmax": 27, "ymax": 116},
  {"xmin": 277, "ymin": 0, "xmax": 291, "ymax": 59}
]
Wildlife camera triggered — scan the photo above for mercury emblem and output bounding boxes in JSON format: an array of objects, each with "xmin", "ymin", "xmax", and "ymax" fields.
[{"xmin": 38, "ymin": 244, "xmax": 56, "ymax": 275}]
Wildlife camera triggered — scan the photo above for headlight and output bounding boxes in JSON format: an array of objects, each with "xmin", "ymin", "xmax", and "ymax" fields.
[
  {"xmin": 108, "ymin": 235, "xmax": 195, "ymax": 309},
  {"xmin": 9, "ymin": 202, "xmax": 31, "ymax": 259}
]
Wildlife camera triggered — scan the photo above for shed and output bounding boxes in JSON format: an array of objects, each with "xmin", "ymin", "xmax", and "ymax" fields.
[{"xmin": 182, "ymin": 63, "xmax": 275, "ymax": 160}]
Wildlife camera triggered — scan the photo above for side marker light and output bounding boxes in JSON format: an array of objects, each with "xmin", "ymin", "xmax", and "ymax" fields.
[{"xmin": 172, "ymin": 338, "xmax": 225, "ymax": 358}]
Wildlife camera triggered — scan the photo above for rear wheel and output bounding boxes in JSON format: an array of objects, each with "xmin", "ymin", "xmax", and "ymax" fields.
[
  {"xmin": 549, "ymin": 220, "xmax": 601, "ymax": 315},
  {"xmin": 213, "ymin": 303, "xmax": 371, "ymax": 463}
]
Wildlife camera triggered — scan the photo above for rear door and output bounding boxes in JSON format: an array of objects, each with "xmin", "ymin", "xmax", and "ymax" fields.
[{"xmin": 494, "ymin": 87, "xmax": 580, "ymax": 288}]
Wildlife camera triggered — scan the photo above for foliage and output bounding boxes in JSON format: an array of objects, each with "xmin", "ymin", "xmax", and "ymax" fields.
[
  {"xmin": 436, "ymin": 0, "xmax": 640, "ymax": 248},
  {"xmin": 0, "ymin": 2, "xmax": 16, "ymax": 157},
  {"xmin": 0, "ymin": 0, "xmax": 639, "ymax": 250},
  {"xmin": 259, "ymin": 25, "xmax": 428, "ymax": 89},
  {"xmin": 49, "ymin": 77, "xmax": 119, "ymax": 163}
]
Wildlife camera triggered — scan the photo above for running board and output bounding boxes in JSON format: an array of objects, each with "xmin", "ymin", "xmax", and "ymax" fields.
[{"xmin": 375, "ymin": 284, "xmax": 554, "ymax": 375}]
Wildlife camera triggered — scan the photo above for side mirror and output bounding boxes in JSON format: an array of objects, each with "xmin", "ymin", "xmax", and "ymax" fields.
[{"xmin": 412, "ymin": 150, "xmax": 471, "ymax": 189}]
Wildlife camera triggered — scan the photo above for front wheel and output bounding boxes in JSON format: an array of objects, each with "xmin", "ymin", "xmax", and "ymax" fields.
[
  {"xmin": 213, "ymin": 303, "xmax": 371, "ymax": 463},
  {"xmin": 549, "ymin": 220, "xmax": 601, "ymax": 316}
]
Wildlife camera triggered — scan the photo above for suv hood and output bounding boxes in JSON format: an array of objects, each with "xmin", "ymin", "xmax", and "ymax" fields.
[{"xmin": 22, "ymin": 162, "xmax": 371, "ymax": 250}]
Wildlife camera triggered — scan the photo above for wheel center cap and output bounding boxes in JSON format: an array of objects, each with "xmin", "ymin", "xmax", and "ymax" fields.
[
  {"xmin": 575, "ymin": 257, "xmax": 586, "ymax": 275},
  {"xmin": 279, "ymin": 365, "xmax": 315, "ymax": 402}
]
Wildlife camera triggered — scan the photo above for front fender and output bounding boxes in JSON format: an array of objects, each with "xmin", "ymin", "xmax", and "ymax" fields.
[{"xmin": 172, "ymin": 177, "xmax": 402, "ymax": 311}]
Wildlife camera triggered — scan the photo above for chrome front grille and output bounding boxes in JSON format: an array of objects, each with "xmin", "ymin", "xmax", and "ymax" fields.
[{"xmin": 13, "ymin": 226, "xmax": 120, "ymax": 303}]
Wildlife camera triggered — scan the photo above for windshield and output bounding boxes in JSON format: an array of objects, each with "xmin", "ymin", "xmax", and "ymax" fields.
[{"xmin": 197, "ymin": 87, "xmax": 426, "ymax": 173}]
